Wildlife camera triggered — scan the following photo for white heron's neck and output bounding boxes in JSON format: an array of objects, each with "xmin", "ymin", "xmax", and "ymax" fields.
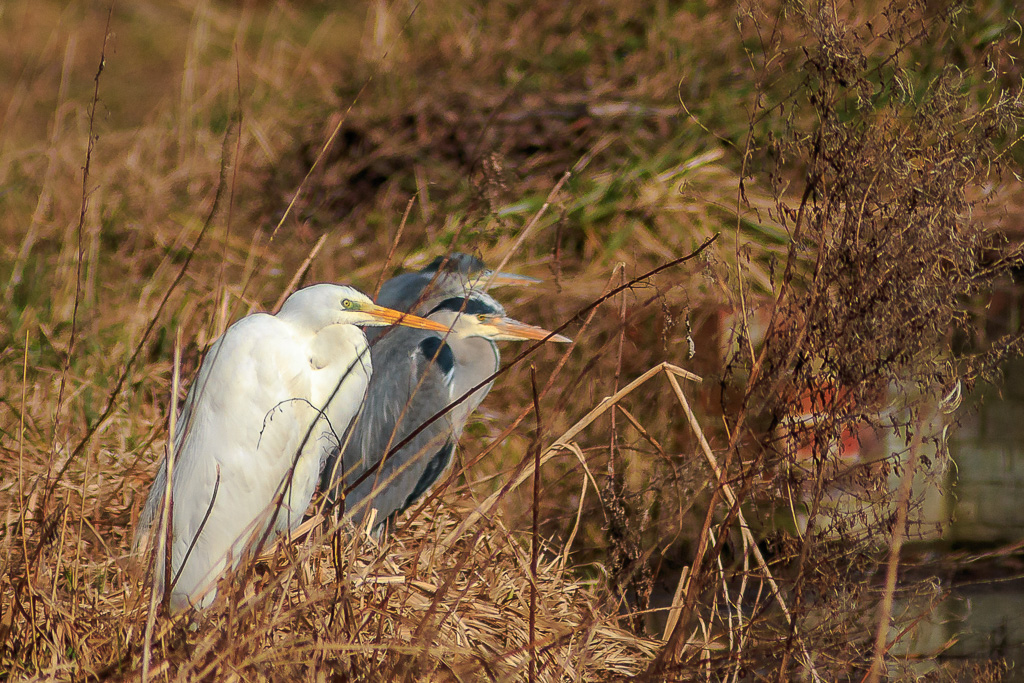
[{"xmin": 309, "ymin": 324, "xmax": 368, "ymax": 371}]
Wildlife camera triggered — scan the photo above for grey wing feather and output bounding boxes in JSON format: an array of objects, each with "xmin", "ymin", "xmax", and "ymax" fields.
[
  {"xmin": 336, "ymin": 326, "xmax": 456, "ymax": 530},
  {"xmin": 133, "ymin": 386, "xmax": 196, "ymax": 553},
  {"xmin": 375, "ymin": 272, "xmax": 431, "ymax": 311},
  {"xmin": 376, "ymin": 252, "xmax": 484, "ymax": 312},
  {"xmin": 134, "ymin": 458, "xmax": 166, "ymax": 554},
  {"xmin": 401, "ymin": 440, "xmax": 454, "ymax": 512}
]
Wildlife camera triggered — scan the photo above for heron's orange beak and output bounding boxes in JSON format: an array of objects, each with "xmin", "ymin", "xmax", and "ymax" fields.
[
  {"xmin": 488, "ymin": 316, "xmax": 572, "ymax": 343},
  {"xmin": 364, "ymin": 304, "xmax": 451, "ymax": 332}
]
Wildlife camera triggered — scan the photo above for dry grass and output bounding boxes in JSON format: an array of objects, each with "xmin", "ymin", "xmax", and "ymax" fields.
[
  {"xmin": 3, "ymin": 0, "xmax": 1024, "ymax": 681},
  {"xmin": 89, "ymin": 506, "xmax": 664, "ymax": 682}
]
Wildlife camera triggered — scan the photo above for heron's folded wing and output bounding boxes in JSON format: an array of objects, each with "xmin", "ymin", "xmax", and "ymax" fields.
[{"xmin": 337, "ymin": 326, "xmax": 456, "ymax": 528}]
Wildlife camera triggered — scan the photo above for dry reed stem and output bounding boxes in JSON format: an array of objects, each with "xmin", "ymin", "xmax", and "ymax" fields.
[
  {"xmin": 558, "ymin": 448, "xmax": 593, "ymax": 572},
  {"xmin": 485, "ymin": 140, "xmax": 607, "ymax": 290},
  {"xmin": 663, "ymin": 369, "xmax": 821, "ymax": 681},
  {"xmin": 372, "ymin": 196, "xmax": 415, "ymax": 299},
  {"xmin": 269, "ymin": 92, "xmax": 366, "ymax": 243},
  {"xmin": 866, "ymin": 412, "xmax": 927, "ymax": 683},
  {"xmin": 141, "ymin": 328, "xmax": 182, "ymax": 680},
  {"xmin": 444, "ymin": 362, "xmax": 702, "ymax": 545},
  {"xmin": 661, "ymin": 566, "xmax": 689, "ymax": 642},
  {"xmin": 272, "ymin": 231, "xmax": 330, "ymax": 313},
  {"xmin": 11, "ymin": 331, "xmax": 30, "ymax": 658},
  {"xmin": 529, "ymin": 366, "xmax": 542, "ymax": 683}
]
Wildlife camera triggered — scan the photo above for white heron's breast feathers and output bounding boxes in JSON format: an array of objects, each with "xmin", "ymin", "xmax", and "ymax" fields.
[{"xmin": 144, "ymin": 312, "xmax": 369, "ymax": 610}]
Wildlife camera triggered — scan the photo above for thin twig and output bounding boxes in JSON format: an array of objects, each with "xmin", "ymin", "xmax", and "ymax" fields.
[
  {"xmin": 607, "ymin": 264, "xmax": 633, "ymax": 622},
  {"xmin": 45, "ymin": 106, "xmax": 241, "ymax": 505},
  {"xmin": 142, "ymin": 329, "xmax": 181, "ymax": 680},
  {"xmin": 170, "ymin": 465, "xmax": 221, "ymax": 596},
  {"xmin": 373, "ymin": 196, "xmax": 414, "ymax": 300},
  {"xmin": 46, "ymin": 0, "xmax": 114, "ymax": 511},
  {"xmin": 663, "ymin": 369, "xmax": 820, "ymax": 682},
  {"xmin": 272, "ymin": 231, "xmax": 330, "ymax": 313},
  {"xmin": 867, "ymin": 413, "xmax": 927, "ymax": 683},
  {"xmin": 528, "ymin": 366, "xmax": 541, "ymax": 683},
  {"xmin": 445, "ymin": 362, "xmax": 702, "ymax": 544},
  {"xmin": 50, "ymin": 2, "xmax": 114, "ymax": 473},
  {"xmin": 485, "ymin": 140, "xmax": 609, "ymax": 289},
  {"xmin": 662, "ymin": 566, "xmax": 690, "ymax": 642},
  {"xmin": 269, "ymin": 4, "xmax": 422, "ymax": 241}
]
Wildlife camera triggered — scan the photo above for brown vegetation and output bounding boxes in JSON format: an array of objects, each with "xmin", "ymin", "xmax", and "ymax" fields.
[{"xmin": 2, "ymin": 0, "xmax": 1024, "ymax": 680}]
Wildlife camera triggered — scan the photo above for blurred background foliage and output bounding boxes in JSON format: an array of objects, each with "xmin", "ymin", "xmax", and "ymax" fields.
[{"xmin": 3, "ymin": 0, "xmax": 1024, "ymax": 679}]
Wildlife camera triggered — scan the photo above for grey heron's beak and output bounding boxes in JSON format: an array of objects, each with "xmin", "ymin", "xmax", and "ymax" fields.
[
  {"xmin": 362, "ymin": 303, "xmax": 451, "ymax": 332},
  {"xmin": 487, "ymin": 316, "xmax": 572, "ymax": 343},
  {"xmin": 471, "ymin": 270, "xmax": 542, "ymax": 290}
]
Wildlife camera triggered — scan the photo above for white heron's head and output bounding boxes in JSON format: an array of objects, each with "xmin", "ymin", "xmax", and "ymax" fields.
[
  {"xmin": 423, "ymin": 291, "xmax": 571, "ymax": 343},
  {"xmin": 278, "ymin": 284, "xmax": 450, "ymax": 332}
]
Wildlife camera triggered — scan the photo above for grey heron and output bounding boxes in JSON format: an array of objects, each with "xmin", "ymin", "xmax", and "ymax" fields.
[
  {"xmin": 324, "ymin": 288, "xmax": 569, "ymax": 534},
  {"xmin": 135, "ymin": 284, "xmax": 449, "ymax": 611},
  {"xmin": 374, "ymin": 252, "xmax": 540, "ymax": 315}
]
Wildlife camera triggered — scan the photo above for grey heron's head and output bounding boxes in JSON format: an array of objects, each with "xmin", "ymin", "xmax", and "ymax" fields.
[
  {"xmin": 424, "ymin": 252, "xmax": 487, "ymax": 275},
  {"xmin": 420, "ymin": 253, "xmax": 541, "ymax": 297},
  {"xmin": 277, "ymin": 284, "xmax": 451, "ymax": 332},
  {"xmin": 424, "ymin": 291, "xmax": 571, "ymax": 343}
]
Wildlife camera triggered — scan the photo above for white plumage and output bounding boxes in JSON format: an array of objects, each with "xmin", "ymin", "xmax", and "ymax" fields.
[{"xmin": 136, "ymin": 284, "xmax": 448, "ymax": 611}]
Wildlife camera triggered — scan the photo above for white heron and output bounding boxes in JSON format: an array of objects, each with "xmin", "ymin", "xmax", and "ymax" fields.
[{"xmin": 136, "ymin": 284, "xmax": 449, "ymax": 611}]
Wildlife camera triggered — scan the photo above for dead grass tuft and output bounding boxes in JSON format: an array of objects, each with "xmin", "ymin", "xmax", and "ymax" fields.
[{"xmin": 122, "ymin": 506, "xmax": 662, "ymax": 682}]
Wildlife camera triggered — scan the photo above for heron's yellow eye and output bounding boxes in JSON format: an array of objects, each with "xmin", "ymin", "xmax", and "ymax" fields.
[
  {"xmin": 477, "ymin": 314, "xmax": 487, "ymax": 322},
  {"xmin": 342, "ymin": 299, "xmax": 353, "ymax": 310}
]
